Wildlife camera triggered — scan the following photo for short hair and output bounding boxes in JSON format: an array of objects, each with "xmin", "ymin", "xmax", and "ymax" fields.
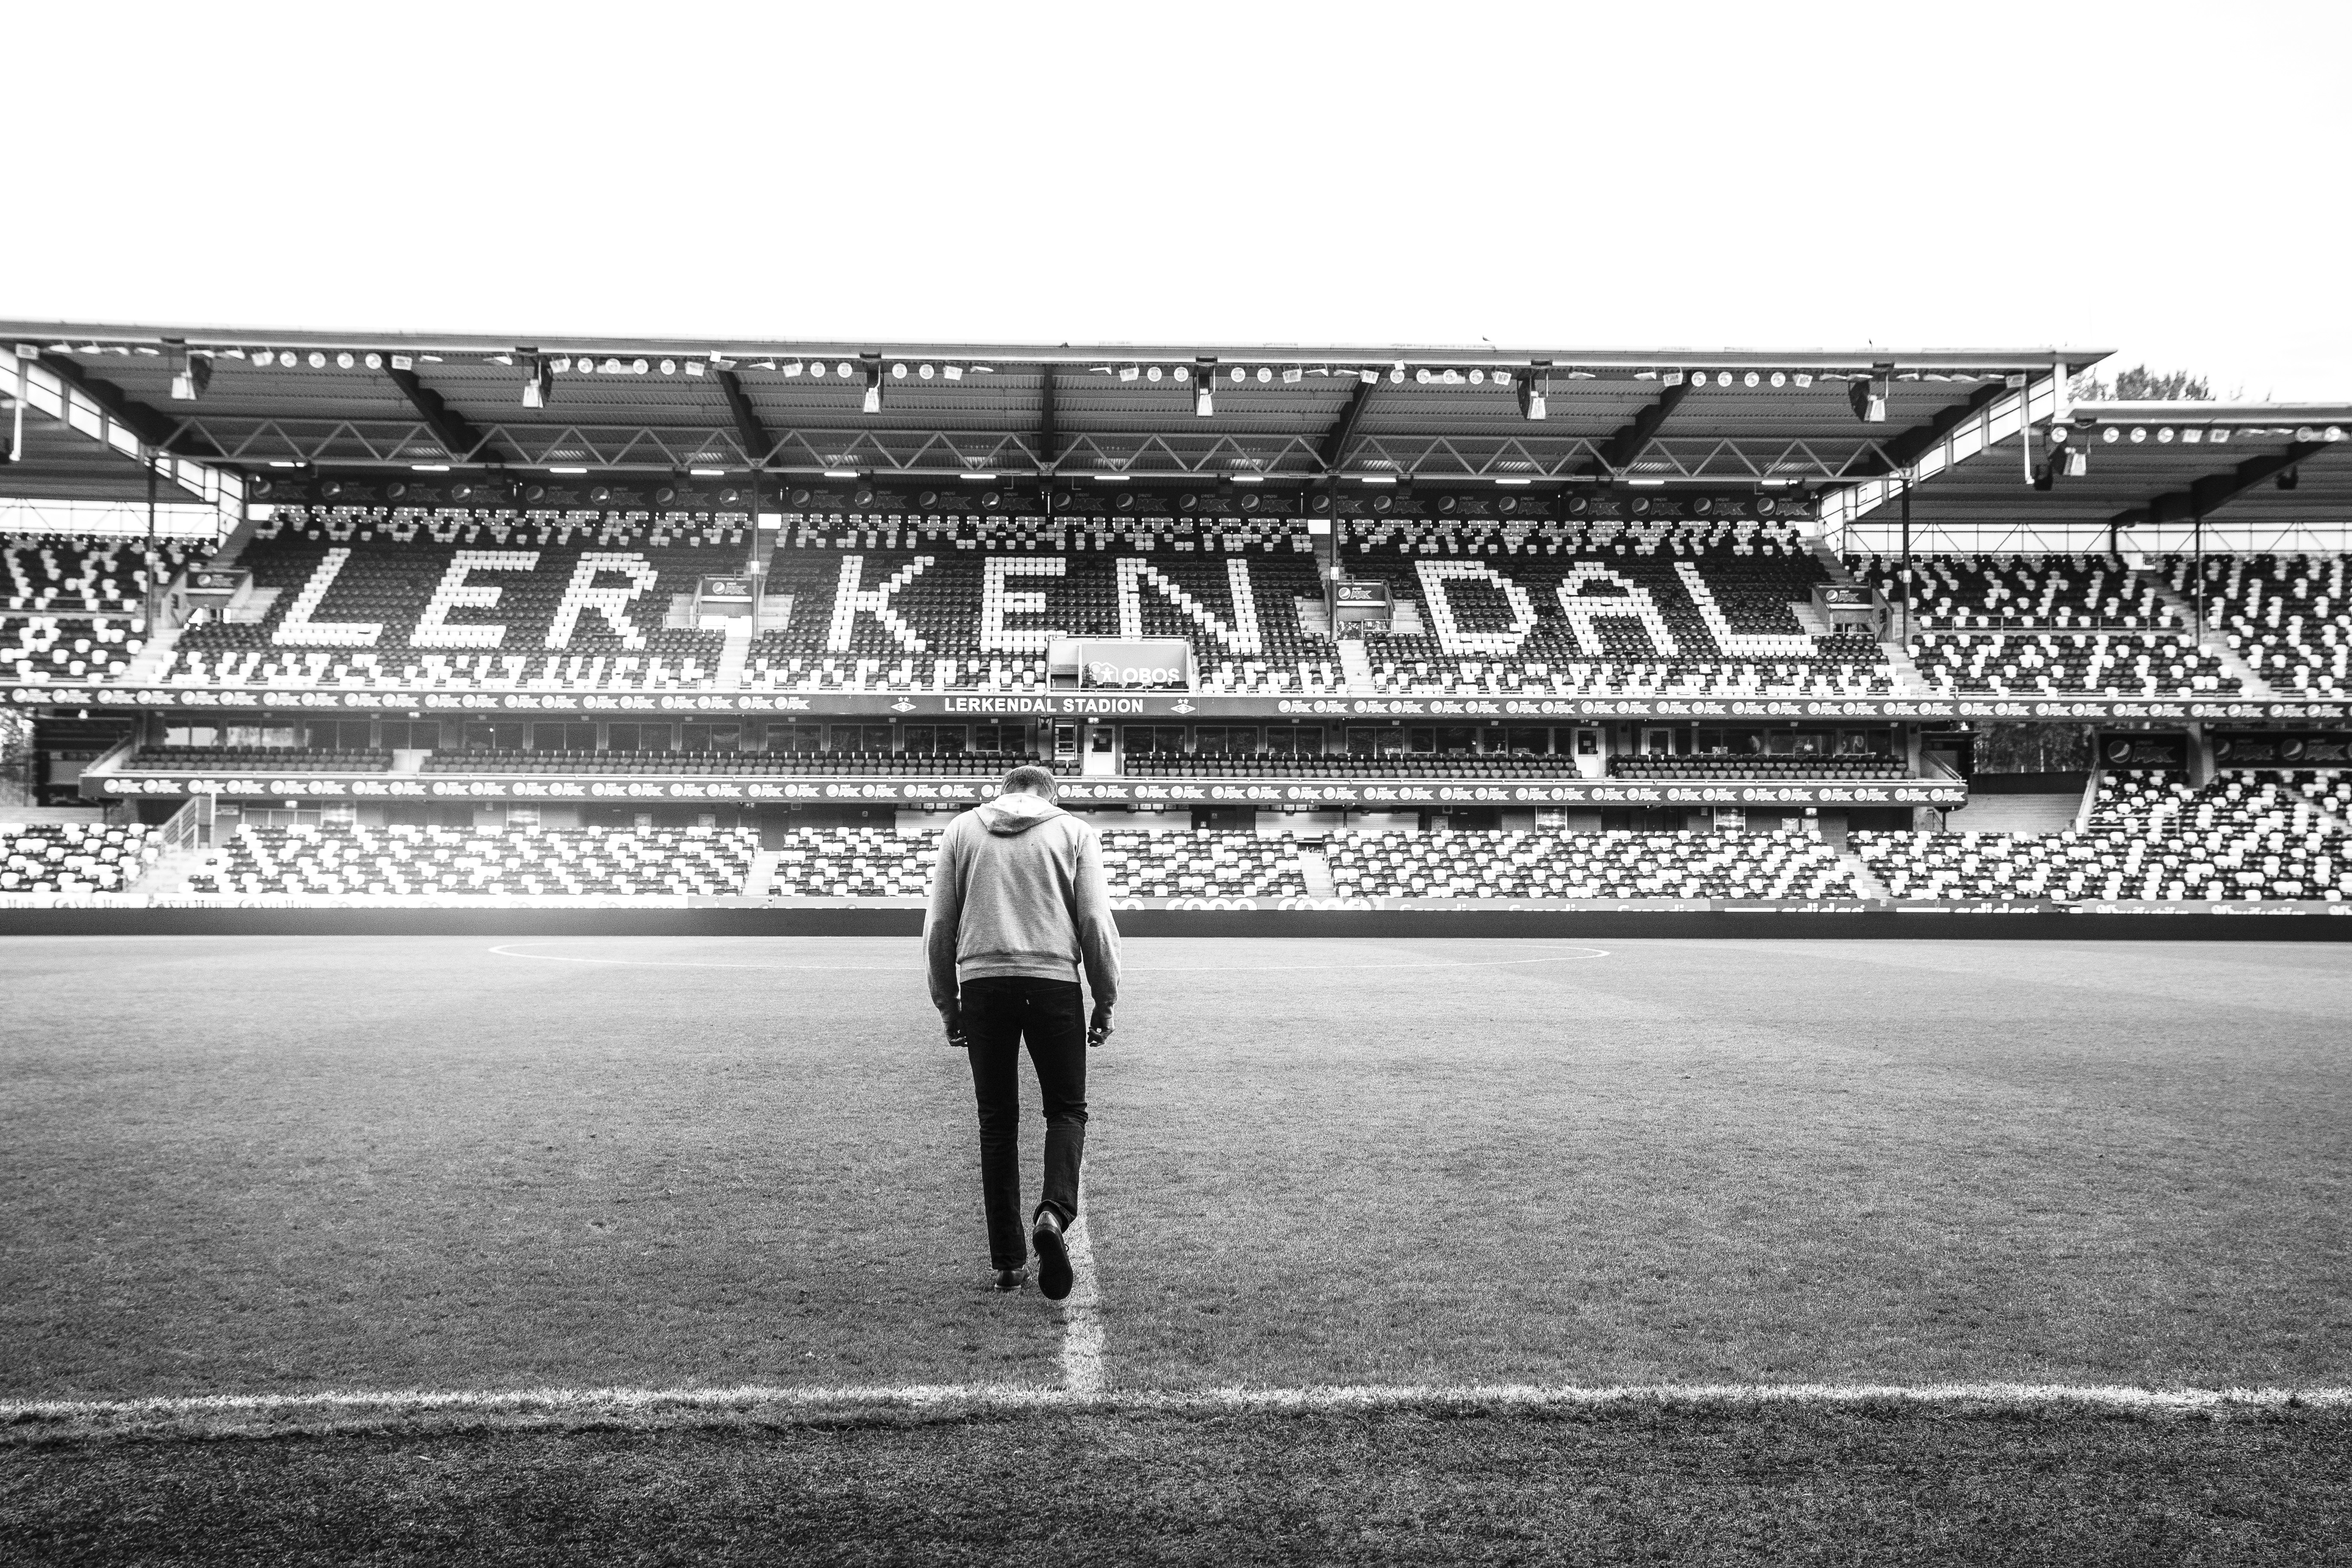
[{"xmin": 1002, "ymin": 764, "xmax": 1058, "ymax": 798}]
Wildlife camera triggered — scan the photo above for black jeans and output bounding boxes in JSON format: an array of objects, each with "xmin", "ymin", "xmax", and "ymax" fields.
[{"xmin": 961, "ymin": 975, "xmax": 1088, "ymax": 1271}]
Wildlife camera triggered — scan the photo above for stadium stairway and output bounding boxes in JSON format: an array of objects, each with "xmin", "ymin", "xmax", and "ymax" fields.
[
  {"xmin": 714, "ymin": 620, "xmax": 754, "ymax": 689},
  {"xmin": 2143, "ymin": 569, "xmax": 2274, "ymax": 697},
  {"xmin": 1835, "ymin": 844, "xmax": 1894, "ymax": 900},
  {"xmin": 1337, "ymin": 639, "xmax": 1375, "ymax": 693},
  {"xmin": 118, "ymin": 617, "xmax": 187, "ymax": 684},
  {"xmin": 201, "ymin": 510, "xmax": 265, "ymax": 569},
  {"xmin": 742, "ymin": 848, "xmax": 780, "ymax": 897},
  {"xmin": 1298, "ymin": 843, "xmax": 1336, "ymax": 898}
]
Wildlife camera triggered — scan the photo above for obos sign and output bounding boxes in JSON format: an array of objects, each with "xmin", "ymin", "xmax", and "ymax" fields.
[{"xmin": 1074, "ymin": 638, "xmax": 1191, "ymax": 690}]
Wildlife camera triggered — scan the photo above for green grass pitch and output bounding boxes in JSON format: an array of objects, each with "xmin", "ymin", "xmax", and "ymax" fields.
[{"xmin": 4, "ymin": 934, "xmax": 2349, "ymax": 1563}]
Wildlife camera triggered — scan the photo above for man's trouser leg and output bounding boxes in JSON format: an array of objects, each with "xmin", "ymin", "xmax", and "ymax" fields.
[
  {"xmin": 963, "ymin": 978, "xmax": 1030, "ymax": 1271},
  {"xmin": 1022, "ymin": 979, "xmax": 1089, "ymax": 1232},
  {"xmin": 963, "ymin": 977, "xmax": 1089, "ymax": 1265}
]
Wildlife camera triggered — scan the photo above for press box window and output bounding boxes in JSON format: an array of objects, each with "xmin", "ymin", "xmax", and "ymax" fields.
[
  {"xmin": 610, "ymin": 724, "xmax": 674, "ymax": 753},
  {"xmin": 681, "ymin": 723, "xmax": 741, "ymax": 752},
  {"xmin": 532, "ymin": 722, "xmax": 597, "ymax": 751},
  {"xmin": 461, "ymin": 721, "xmax": 526, "ymax": 751}
]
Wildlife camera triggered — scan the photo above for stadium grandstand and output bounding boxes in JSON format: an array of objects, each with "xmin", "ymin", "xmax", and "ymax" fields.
[{"xmin": 3, "ymin": 324, "xmax": 2348, "ymax": 913}]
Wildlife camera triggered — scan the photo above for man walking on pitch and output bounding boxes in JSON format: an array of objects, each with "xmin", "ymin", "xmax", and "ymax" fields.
[{"xmin": 926, "ymin": 765, "xmax": 1120, "ymax": 1299}]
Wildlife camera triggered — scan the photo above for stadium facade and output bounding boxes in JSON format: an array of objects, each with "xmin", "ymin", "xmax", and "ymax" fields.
[{"xmin": 2, "ymin": 325, "xmax": 2348, "ymax": 912}]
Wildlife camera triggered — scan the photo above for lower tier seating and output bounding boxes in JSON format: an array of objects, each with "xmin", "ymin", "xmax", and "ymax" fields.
[
  {"xmin": 421, "ymin": 749, "xmax": 1049, "ymax": 776},
  {"xmin": 1328, "ymin": 828, "xmax": 1860, "ymax": 900},
  {"xmin": 1121, "ymin": 750, "xmax": 1591, "ymax": 779},
  {"xmin": 1852, "ymin": 769, "xmax": 2352, "ymax": 901},
  {"xmin": 1098, "ymin": 830, "xmax": 1309, "ymax": 900},
  {"xmin": 0, "ymin": 821, "xmax": 161, "ymax": 892},
  {"xmin": 185, "ymin": 823, "xmax": 758, "ymax": 896}
]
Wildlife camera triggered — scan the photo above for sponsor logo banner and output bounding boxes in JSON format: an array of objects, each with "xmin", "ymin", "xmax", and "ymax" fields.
[
  {"xmin": 94, "ymin": 772, "xmax": 1970, "ymax": 807},
  {"xmin": 14, "ymin": 682, "xmax": 2350, "ymax": 728}
]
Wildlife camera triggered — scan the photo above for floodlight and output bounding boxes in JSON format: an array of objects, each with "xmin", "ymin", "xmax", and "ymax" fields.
[
  {"xmin": 1120, "ymin": 365, "xmax": 1140, "ymax": 382},
  {"xmin": 943, "ymin": 365, "xmax": 963, "ymax": 380},
  {"xmin": 919, "ymin": 364, "xmax": 935, "ymax": 379},
  {"xmin": 1517, "ymin": 366, "xmax": 1549, "ymax": 422},
  {"xmin": 167, "ymin": 350, "xmax": 212, "ymax": 402},
  {"xmin": 337, "ymin": 352, "xmax": 356, "ymax": 369},
  {"xmin": 660, "ymin": 359, "xmax": 677, "ymax": 375},
  {"xmin": 1849, "ymin": 372, "xmax": 1890, "ymax": 423},
  {"xmin": 892, "ymin": 362, "xmax": 908, "ymax": 379},
  {"xmin": 1147, "ymin": 365, "xmax": 1163, "ymax": 382},
  {"xmin": 1281, "ymin": 367, "xmax": 1302, "ymax": 384}
]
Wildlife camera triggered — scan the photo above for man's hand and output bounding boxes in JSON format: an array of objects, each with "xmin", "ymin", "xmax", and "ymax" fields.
[
  {"xmin": 1087, "ymin": 1005, "xmax": 1114, "ymax": 1048},
  {"xmin": 942, "ymin": 1008, "xmax": 971, "ymax": 1049}
]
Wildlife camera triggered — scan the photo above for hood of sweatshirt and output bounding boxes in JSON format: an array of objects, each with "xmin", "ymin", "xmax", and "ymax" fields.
[{"xmin": 978, "ymin": 791, "xmax": 1067, "ymax": 836}]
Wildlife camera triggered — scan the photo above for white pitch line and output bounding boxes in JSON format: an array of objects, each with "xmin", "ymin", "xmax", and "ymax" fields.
[
  {"xmin": 487, "ymin": 942, "xmax": 1611, "ymax": 974},
  {"xmin": 6, "ymin": 1382, "xmax": 2346, "ymax": 1433},
  {"xmin": 1060, "ymin": 1172, "xmax": 1104, "ymax": 1397}
]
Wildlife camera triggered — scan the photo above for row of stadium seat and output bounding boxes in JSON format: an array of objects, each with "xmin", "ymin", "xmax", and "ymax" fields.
[
  {"xmin": 1607, "ymin": 755, "xmax": 1910, "ymax": 780},
  {"xmin": 1120, "ymin": 749, "xmax": 1595, "ymax": 779},
  {"xmin": 186, "ymin": 823, "xmax": 758, "ymax": 898},
  {"xmin": 1328, "ymin": 828, "xmax": 1859, "ymax": 900},
  {"xmin": 3, "ymin": 538, "xmax": 202, "ymax": 611},
  {"xmin": 2, "ymin": 616, "xmax": 144, "ymax": 682},
  {"xmin": 416, "ymin": 749, "xmax": 1054, "ymax": 776},
  {"xmin": 14, "ymin": 526, "xmax": 2352, "ymax": 700},
  {"xmin": 0, "ymin": 822, "xmax": 161, "ymax": 892},
  {"xmin": 1850, "ymin": 769, "xmax": 2352, "ymax": 901}
]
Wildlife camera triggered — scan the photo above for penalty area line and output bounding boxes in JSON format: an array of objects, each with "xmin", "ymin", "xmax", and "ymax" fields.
[{"xmin": 8, "ymin": 1382, "xmax": 2346, "ymax": 1443}]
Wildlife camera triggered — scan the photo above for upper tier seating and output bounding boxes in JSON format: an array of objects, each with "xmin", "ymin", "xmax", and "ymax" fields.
[
  {"xmin": 1852, "ymin": 553, "xmax": 2240, "ymax": 696},
  {"xmin": 2168, "ymin": 553, "xmax": 2351, "ymax": 696},
  {"xmin": 2, "ymin": 616, "xmax": 143, "ymax": 682},
  {"xmin": 185, "ymin": 822, "xmax": 757, "ymax": 897},
  {"xmin": 1348, "ymin": 520, "xmax": 1892, "ymax": 698},
  {"xmin": 0, "ymin": 821, "xmax": 161, "ymax": 892},
  {"xmin": 164, "ymin": 508, "xmax": 744, "ymax": 692},
  {"xmin": 3, "ymin": 536, "xmax": 200, "ymax": 611},
  {"xmin": 127, "ymin": 746, "xmax": 392, "ymax": 773},
  {"xmin": 1607, "ymin": 755, "xmax": 1911, "ymax": 780},
  {"xmin": 749, "ymin": 540, "xmax": 1331, "ymax": 695},
  {"xmin": 1328, "ymin": 827, "xmax": 1862, "ymax": 900},
  {"xmin": 1852, "ymin": 769, "xmax": 2352, "ymax": 901}
]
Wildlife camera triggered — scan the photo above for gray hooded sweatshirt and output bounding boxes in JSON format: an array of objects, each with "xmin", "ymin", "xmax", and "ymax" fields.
[{"xmin": 925, "ymin": 792, "xmax": 1122, "ymax": 1014}]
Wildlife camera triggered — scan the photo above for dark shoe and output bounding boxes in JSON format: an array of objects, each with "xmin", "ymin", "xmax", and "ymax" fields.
[
  {"xmin": 1032, "ymin": 1209, "xmax": 1073, "ymax": 1301},
  {"xmin": 993, "ymin": 1267, "xmax": 1027, "ymax": 1292}
]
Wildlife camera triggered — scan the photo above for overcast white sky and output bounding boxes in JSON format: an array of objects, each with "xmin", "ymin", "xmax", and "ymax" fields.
[{"xmin": 9, "ymin": 1, "xmax": 2347, "ymax": 398}]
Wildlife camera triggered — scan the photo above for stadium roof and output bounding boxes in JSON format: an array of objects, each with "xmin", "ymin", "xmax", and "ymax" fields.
[
  {"xmin": 3, "ymin": 323, "xmax": 2102, "ymax": 512},
  {"xmin": 1829, "ymin": 400, "xmax": 2352, "ymax": 535}
]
